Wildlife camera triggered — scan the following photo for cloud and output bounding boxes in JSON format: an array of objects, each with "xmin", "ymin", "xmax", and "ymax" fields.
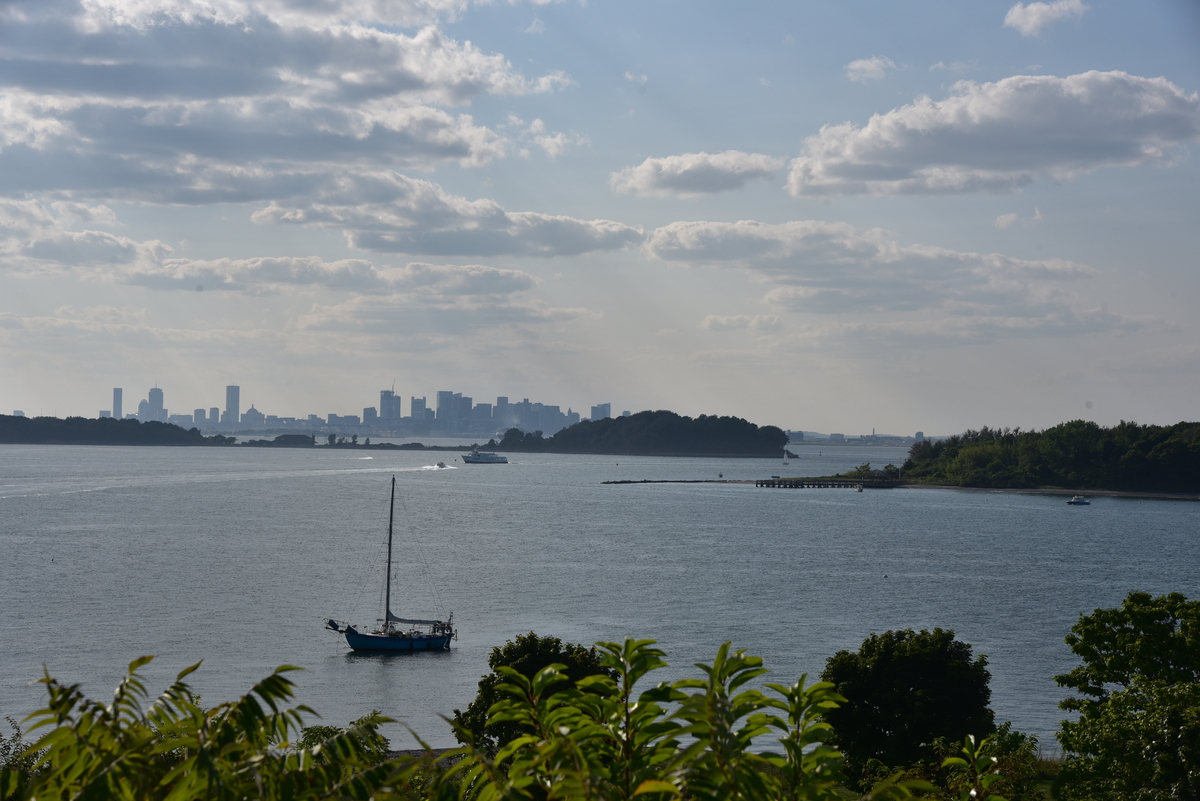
[
  {"xmin": 844, "ymin": 56, "xmax": 898, "ymax": 83},
  {"xmin": 252, "ymin": 171, "xmax": 643, "ymax": 258},
  {"xmin": 786, "ymin": 71, "xmax": 1200, "ymax": 196},
  {"xmin": 701, "ymin": 314, "xmax": 782, "ymax": 334},
  {"xmin": 995, "ymin": 208, "xmax": 1043, "ymax": 228},
  {"xmin": 611, "ymin": 151, "xmax": 785, "ymax": 198},
  {"xmin": 0, "ymin": 6, "xmax": 572, "ymax": 202},
  {"xmin": 624, "ymin": 72, "xmax": 649, "ymax": 84},
  {"xmin": 768, "ymin": 307, "xmax": 1160, "ymax": 351},
  {"xmin": 297, "ymin": 293, "xmax": 594, "ymax": 334},
  {"xmin": 0, "ymin": 197, "xmax": 556, "ymax": 295},
  {"xmin": 930, "ymin": 60, "xmax": 978, "ymax": 74},
  {"xmin": 646, "ymin": 218, "xmax": 1112, "ymax": 333},
  {"xmin": 1004, "ymin": 0, "xmax": 1088, "ymax": 36}
]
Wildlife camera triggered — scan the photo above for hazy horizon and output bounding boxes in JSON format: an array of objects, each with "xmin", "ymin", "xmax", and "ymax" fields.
[{"xmin": 2, "ymin": 0, "xmax": 1198, "ymax": 434}]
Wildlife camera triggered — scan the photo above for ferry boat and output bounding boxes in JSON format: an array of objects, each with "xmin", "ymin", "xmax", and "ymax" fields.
[{"xmin": 462, "ymin": 450, "xmax": 508, "ymax": 464}]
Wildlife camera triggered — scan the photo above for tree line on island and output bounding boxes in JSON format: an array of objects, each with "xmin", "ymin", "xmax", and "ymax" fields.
[
  {"xmin": 497, "ymin": 410, "xmax": 789, "ymax": 456},
  {"xmin": 898, "ymin": 419, "xmax": 1200, "ymax": 493},
  {"xmin": 3, "ymin": 591, "xmax": 1197, "ymax": 800}
]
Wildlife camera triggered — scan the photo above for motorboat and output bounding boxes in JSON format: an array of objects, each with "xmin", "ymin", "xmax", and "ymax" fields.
[
  {"xmin": 1066, "ymin": 495, "xmax": 1091, "ymax": 505},
  {"xmin": 462, "ymin": 450, "xmax": 508, "ymax": 464}
]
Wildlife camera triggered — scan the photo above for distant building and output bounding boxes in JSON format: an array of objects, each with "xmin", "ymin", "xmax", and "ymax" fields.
[
  {"xmin": 829, "ymin": 433, "xmax": 845, "ymax": 442},
  {"xmin": 99, "ymin": 411, "xmax": 111, "ymax": 418},
  {"xmin": 241, "ymin": 405, "xmax": 265, "ymax": 427},
  {"xmin": 915, "ymin": 431, "xmax": 925, "ymax": 440},
  {"xmin": 167, "ymin": 413, "xmax": 193, "ymax": 426},
  {"xmin": 209, "ymin": 407, "xmax": 220, "ymax": 425},
  {"xmin": 194, "ymin": 408, "xmax": 207, "ymax": 424},
  {"xmin": 137, "ymin": 399, "xmax": 150, "ymax": 421},
  {"xmin": 590, "ymin": 403, "xmax": 611, "ymax": 420},
  {"xmin": 621, "ymin": 410, "xmax": 631, "ymax": 417},
  {"xmin": 411, "ymin": 396, "xmax": 428, "ymax": 419},
  {"xmin": 112, "ymin": 388, "xmax": 122, "ymax": 421},
  {"xmin": 379, "ymin": 389, "xmax": 401, "ymax": 421},
  {"xmin": 148, "ymin": 386, "xmax": 165, "ymax": 422},
  {"xmin": 223, "ymin": 385, "xmax": 240, "ymax": 425},
  {"xmin": 363, "ymin": 406, "xmax": 378, "ymax": 424},
  {"xmin": 12, "ymin": 410, "xmax": 24, "ymax": 417}
]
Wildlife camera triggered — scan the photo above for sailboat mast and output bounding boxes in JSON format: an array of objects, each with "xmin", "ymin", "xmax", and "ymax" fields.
[{"xmin": 385, "ymin": 475, "xmax": 395, "ymax": 625}]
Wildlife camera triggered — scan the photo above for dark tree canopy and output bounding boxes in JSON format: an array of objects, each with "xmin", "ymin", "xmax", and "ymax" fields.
[
  {"xmin": 0, "ymin": 414, "xmax": 231, "ymax": 445},
  {"xmin": 819, "ymin": 628, "xmax": 995, "ymax": 785},
  {"xmin": 451, "ymin": 632, "xmax": 614, "ymax": 755},
  {"xmin": 902, "ymin": 419, "xmax": 1200, "ymax": 492},
  {"xmin": 1055, "ymin": 591, "xmax": 1200, "ymax": 800},
  {"xmin": 498, "ymin": 410, "xmax": 788, "ymax": 456}
]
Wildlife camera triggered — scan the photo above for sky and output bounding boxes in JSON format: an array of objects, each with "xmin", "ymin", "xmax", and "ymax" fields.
[{"xmin": 2, "ymin": 0, "xmax": 1198, "ymax": 435}]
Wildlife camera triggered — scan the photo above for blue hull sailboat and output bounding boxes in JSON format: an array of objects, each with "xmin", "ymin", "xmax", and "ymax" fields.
[{"xmin": 325, "ymin": 476, "xmax": 456, "ymax": 651}]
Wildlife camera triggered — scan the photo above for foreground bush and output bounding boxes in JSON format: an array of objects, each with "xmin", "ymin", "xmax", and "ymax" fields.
[{"xmin": 1, "ymin": 642, "xmax": 1025, "ymax": 801}]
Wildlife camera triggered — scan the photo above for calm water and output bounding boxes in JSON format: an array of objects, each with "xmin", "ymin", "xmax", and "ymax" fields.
[{"xmin": 1, "ymin": 444, "xmax": 1196, "ymax": 749}]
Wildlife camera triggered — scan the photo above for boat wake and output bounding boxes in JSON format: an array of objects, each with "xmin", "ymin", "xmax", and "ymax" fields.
[
  {"xmin": 358, "ymin": 456, "xmax": 374, "ymax": 460},
  {"xmin": 421, "ymin": 462, "xmax": 455, "ymax": 470}
]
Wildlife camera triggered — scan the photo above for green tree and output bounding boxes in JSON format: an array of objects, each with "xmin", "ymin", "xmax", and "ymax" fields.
[
  {"xmin": 451, "ymin": 632, "xmax": 614, "ymax": 755},
  {"xmin": 820, "ymin": 628, "xmax": 996, "ymax": 787},
  {"xmin": 0, "ymin": 657, "xmax": 402, "ymax": 801},
  {"xmin": 1055, "ymin": 591, "xmax": 1200, "ymax": 800},
  {"xmin": 3, "ymin": 642, "xmax": 937, "ymax": 801}
]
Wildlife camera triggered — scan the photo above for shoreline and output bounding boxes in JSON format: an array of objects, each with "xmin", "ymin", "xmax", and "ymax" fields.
[
  {"xmin": 601, "ymin": 478, "xmax": 1200, "ymax": 501},
  {"xmin": 894, "ymin": 484, "xmax": 1200, "ymax": 502}
]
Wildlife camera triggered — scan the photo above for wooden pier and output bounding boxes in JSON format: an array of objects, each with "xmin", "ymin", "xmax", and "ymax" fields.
[{"xmin": 755, "ymin": 478, "xmax": 897, "ymax": 489}]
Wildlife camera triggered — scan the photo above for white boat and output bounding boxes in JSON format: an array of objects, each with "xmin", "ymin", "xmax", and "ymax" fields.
[
  {"xmin": 325, "ymin": 476, "xmax": 456, "ymax": 651},
  {"xmin": 462, "ymin": 450, "xmax": 508, "ymax": 464},
  {"xmin": 1067, "ymin": 495, "xmax": 1091, "ymax": 506}
]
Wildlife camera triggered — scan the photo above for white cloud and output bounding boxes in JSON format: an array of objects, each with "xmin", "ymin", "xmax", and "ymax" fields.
[
  {"xmin": 1004, "ymin": 0, "xmax": 1088, "ymax": 36},
  {"xmin": 611, "ymin": 151, "xmax": 785, "ymax": 198},
  {"xmin": 844, "ymin": 56, "xmax": 897, "ymax": 84},
  {"xmin": 0, "ymin": 8, "xmax": 572, "ymax": 203},
  {"xmin": 787, "ymin": 71, "xmax": 1200, "ymax": 196},
  {"xmin": 995, "ymin": 209, "xmax": 1043, "ymax": 228},
  {"xmin": 645, "ymin": 218, "xmax": 1115, "ymax": 335},
  {"xmin": 252, "ymin": 171, "xmax": 644, "ymax": 257},
  {"xmin": 701, "ymin": 314, "xmax": 782, "ymax": 334},
  {"xmin": 930, "ymin": 60, "xmax": 978, "ymax": 74},
  {"xmin": 524, "ymin": 18, "xmax": 545, "ymax": 33},
  {"xmin": 624, "ymin": 72, "xmax": 649, "ymax": 84}
]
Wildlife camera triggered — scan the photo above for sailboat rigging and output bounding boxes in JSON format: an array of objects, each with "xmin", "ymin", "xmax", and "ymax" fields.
[{"xmin": 325, "ymin": 475, "xmax": 456, "ymax": 651}]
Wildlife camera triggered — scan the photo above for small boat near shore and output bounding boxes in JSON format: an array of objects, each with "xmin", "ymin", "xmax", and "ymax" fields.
[
  {"xmin": 325, "ymin": 476, "xmax": 456, "ymax": 651},
  {"xmin": 1067, "ymin": 495, "xmax": 1091, "ymax": 505},
  {"xmin": 462, "ymin": 450, "xmax": 508, "ymax": 464}
]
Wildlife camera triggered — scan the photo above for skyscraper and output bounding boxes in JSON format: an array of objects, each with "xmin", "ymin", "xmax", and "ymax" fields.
[
  {"xmin": 148, "ymin": 386, "xmax": 164, "ymax": 422},
  {"xmin": 591, "ymin": 403, "xmax": 611, "ymax": 421},
  {"xmin": 112, "ymin": 388, "xmax": 122, "ymax": 420},
  {"xmin": 224, "ymin": 385, "xmax": 240, "ymax": 425},
  {"xmin": 380, "ymin": 389, "xmax": 401, "ymax": 421}
]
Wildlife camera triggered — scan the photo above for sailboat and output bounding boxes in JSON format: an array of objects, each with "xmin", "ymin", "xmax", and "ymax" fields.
[
  {"xmin": 782, "ymin": 444, "xmax": 790, "ymax": 466},
  {"xmin": 325, "ymin": 476, "xmax": 456, "ymax": 651}
]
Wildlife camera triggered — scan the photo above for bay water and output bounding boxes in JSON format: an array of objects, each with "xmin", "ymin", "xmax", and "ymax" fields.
[{"xmin": 2, "ymin": 443, "xmax": 1197, "ymax": 750}]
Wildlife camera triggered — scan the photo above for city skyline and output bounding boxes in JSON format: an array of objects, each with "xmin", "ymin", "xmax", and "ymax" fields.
[
  {"xmin": 1, "ymin": 1, "xmax": 1198, "ymax": 433},
  {"xmin": 85, "ymin": 381, "xmax": 628, "ymax": 437}
]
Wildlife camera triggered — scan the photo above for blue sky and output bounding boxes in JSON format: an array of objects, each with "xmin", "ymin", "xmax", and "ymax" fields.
[{"xmin": 2, "ymin": 0, "xmax": 1198, "ymax": 434}]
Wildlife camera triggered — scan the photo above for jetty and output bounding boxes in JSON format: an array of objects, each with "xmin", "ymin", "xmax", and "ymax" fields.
[{"xmin": 755, "ymin": 478, "xmax": 897, "ymax": 489}]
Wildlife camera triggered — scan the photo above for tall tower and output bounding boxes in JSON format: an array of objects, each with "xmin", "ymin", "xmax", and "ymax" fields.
[
  {"xmin": 148, "ymin": 387, "xmax": 164, "ymax": 422},
  {"xmin": 224, "ymin": 385, "xmax": 240, "ymax": 425},
  {"xmin": 112, "ymin": 388, "xmax": 123, "ymax": 420}
]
